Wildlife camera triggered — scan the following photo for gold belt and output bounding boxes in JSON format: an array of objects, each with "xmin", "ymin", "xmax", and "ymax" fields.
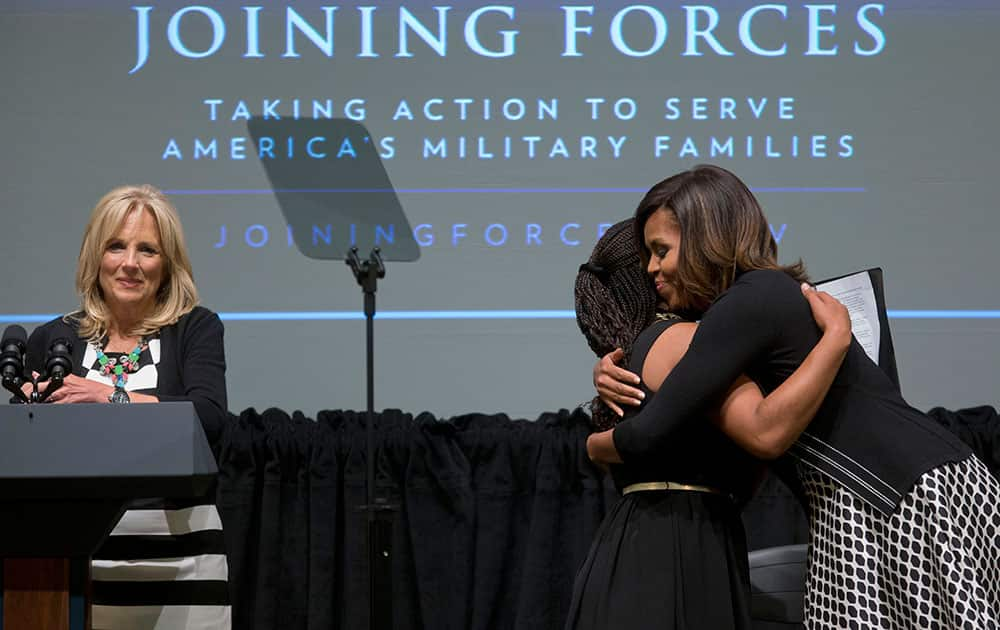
[{"xmin": 622, "ymin": 481, "xmax": 722, "ymax": 495}]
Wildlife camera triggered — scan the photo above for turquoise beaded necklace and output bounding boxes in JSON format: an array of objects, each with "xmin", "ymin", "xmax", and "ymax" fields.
[{"xmin": 95, "ymin": 339, "xmax": 146, "ymax": 389}]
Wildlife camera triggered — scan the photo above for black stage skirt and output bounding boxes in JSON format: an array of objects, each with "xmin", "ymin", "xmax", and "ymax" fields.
[{"xmin": 565, "ymin": 489, "xmax": 752, "ymax": 630}]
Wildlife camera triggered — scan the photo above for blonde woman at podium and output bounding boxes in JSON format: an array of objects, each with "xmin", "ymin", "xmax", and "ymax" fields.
[{"xmin": 25, "ymin": 184, "xmax": 231, "ymax": 630}]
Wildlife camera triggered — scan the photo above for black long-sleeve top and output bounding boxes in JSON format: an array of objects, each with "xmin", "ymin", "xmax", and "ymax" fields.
[
  {"xmin": 26, "ymin": 306, "xmax": 228, "ymax": 444},
  {"xmin": 612, "ymin": 269, "xmax": 971, "ymax": 516}
]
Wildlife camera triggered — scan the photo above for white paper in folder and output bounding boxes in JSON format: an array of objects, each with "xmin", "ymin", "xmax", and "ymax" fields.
[{"xmin": 815, "ymin": 271, "xmax": 880, "ymax": 365}]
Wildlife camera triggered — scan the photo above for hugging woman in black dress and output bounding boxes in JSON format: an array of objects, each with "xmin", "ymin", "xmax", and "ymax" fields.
[{"xmin": 568, "ymin": 218, "xmax": 851, "ymax": 629}]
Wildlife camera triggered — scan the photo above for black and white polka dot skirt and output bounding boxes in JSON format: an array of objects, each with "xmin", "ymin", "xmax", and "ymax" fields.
[{"xmin": 798, "ymin": 456, "xmax": 1000, "ymax": 629}]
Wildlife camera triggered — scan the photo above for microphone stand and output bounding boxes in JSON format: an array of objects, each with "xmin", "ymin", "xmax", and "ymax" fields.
[
  {"xmin": 346, "ymin": 246, "xmax": 396, "ymax": 630},
  {"xmin": 4, "ymin": 374, "xmax": 65, "ymax": 404},
  {"xmin": 2, "ymin": 373, "xmax": 30, "ymax": 404},
  {"xmin": 34, "ymin": 373, "xmax": 65, "ymax": 403}
]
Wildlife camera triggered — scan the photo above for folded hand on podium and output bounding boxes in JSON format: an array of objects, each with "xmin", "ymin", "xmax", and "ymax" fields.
[
  {"xmin": 34, "ymin": 373, "xmax": 114, "ymax": 404},
  {"xmin": 22, "ymin": 370, "xmax": 116, "ymax": 404}
]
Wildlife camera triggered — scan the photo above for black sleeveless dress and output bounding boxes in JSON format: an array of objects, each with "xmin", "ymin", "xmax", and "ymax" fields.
[{"xmin": 565, "ymin": 319, "xmax": 756, "ymax": 630}]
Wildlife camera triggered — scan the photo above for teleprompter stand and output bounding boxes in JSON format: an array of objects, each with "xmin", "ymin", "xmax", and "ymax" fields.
[
  {"xmin": 249, "ymin": 117, "xmax": 420, "ymax": 630},
  {"xmin": 346, "ymin": 246, "xmax": 395, "ymax": 630}
]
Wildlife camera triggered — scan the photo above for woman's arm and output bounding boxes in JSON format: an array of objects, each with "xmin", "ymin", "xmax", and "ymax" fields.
[
  {"xmin": 156, "ymin": 309, "xmax": 228, "ymax": 443},
  {"xmin": 590, "ymin": 274, "xmax": 844, "ymax": 463},
  {"xmin": 588, "ymin": 285, "xmax": 849, "ymax": 464},
  {"xmin": 714, "ymin": 287, "xmax": 850, "ymax": 458}
]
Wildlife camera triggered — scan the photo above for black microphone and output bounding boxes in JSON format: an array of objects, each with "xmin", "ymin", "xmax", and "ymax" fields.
[
  {"xmin": 1, "ymin": 325, "xmax": 29, "ymax": 403},
  {"xmin": 0, "ymin": 325, "xmax": 27, "ymax": 382},
  {"xmin": 45, "ymin": 338, "xmax": 73, "ymax": 381},
  {"xmin": 35, "ymin": 338, "xmax": 73, "ymax": 403}
]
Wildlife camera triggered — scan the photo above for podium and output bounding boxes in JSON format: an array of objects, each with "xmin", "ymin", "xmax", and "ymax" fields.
[{"xmin": 0, "ymin": 402, "xmax": 217, "ymax": 630}]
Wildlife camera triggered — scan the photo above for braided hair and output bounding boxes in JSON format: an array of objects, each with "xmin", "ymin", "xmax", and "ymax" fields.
[{"xmin": 574, "ymin": 219, "xmax": 657, "ymax": 431}]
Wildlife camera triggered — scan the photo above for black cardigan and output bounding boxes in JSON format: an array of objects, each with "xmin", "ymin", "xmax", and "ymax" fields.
[
  {"xmin": 612, "ymin": 269, "xmax": 971, "ymax": 516},
  {"xmin": 26, "ymin": 306, "xmax": 228, "ymax": 443}
]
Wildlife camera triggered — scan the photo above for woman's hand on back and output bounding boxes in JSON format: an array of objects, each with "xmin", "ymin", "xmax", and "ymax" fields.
[{"xmin": 593, "ymin": 348, "xmax": 645, "ymax": 417}]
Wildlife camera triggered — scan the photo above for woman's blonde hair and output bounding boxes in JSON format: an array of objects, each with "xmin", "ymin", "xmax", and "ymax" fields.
[{"xmin": 73, "ymin": 185, "xmax": 199, "ymax": 342}]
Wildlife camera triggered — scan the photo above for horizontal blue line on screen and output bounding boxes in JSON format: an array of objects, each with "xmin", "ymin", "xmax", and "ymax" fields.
[
  {"xmin": 886, "ymin": 310, "xmax": 1000, "ymax": 319},
  {"xmin": 2, "ymin": 310, "xmax": 999, "ymax": 324},
  {"xmin": 221, "ymin": 310, "xmax": 576, "ymax": 320},
  {"xmin": 163, "ymin": 187, "xmax": 867, "ymax": 195}
]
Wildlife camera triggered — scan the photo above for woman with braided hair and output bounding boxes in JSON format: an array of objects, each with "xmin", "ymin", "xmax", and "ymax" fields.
[{"xmin": 566, "ymin": 218, "xmax": 852, "ymax": 630}]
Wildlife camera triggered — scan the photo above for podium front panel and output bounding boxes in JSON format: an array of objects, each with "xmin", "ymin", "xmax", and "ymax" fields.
[{"xmin": 0, "ymin": 402, "xmax": 217, "ymax": 498}]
